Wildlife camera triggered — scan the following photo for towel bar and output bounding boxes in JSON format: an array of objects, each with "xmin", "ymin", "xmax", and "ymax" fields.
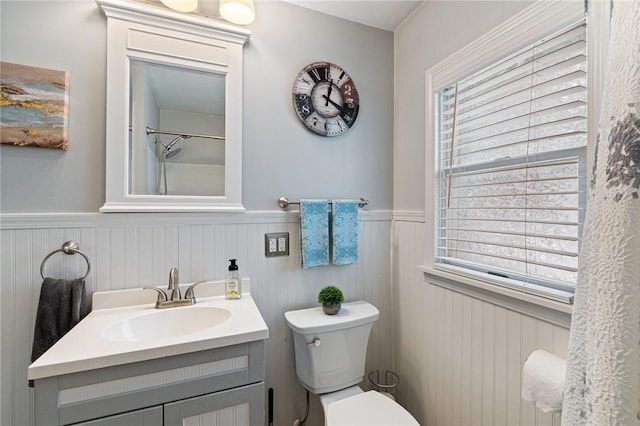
[
  {"xmin": 278, "ymin": 197, "xmax": 368, "ymax": 209},
  {"xmin": 40, "ymin": 241, "xmax": 91, "ymax": 280}
]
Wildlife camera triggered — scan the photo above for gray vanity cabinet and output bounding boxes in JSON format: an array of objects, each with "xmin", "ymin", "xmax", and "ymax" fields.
[
  {"xmin": 164, "ymin": 382, "xmax": 263, "ymax": 425},
  {"xmin": 33, "ymin": 341, "xmax": 265, "ymax": 426},
  {"xmin": 75, "ymin": 407, "xmax": 162, "ymax": 426}
]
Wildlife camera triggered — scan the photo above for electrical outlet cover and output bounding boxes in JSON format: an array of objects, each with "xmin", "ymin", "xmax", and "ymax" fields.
[{"xmin": 265, "ymin": 232, "xmax": 289, "ymax": 257}]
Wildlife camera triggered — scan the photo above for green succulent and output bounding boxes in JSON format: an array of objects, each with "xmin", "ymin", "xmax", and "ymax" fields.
[{"xmin": 317, "ymin": 285, "xmax": 344, "ymax": 305}]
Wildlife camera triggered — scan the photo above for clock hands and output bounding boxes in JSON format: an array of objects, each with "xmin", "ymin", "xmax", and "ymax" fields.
[
  {"xmin": 325, "ymin": 81, "xmax": 333, "ymax": 106},
  {"xmin": 322, "ymin": 95, "xmax": 348, "ymax": 114}
]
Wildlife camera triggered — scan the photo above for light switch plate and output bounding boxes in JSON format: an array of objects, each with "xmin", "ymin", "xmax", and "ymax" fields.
[{"xmin": 265, "ymin": 232, "xmax": 289, "ymax": 257}]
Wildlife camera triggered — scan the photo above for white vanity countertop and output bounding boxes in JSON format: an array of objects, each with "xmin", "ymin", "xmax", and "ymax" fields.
[{"xmin": 28, "ymin": 278, "xmax": 268, "ymax": 380}]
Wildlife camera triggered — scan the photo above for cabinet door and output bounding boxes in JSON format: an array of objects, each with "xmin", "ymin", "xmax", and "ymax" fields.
[
  {"xmin": 164, "ymin": 382, "xmax": 264, "ymax": 426},
  {"xmin": 75, "ymin": 406, "xmax": 162, "ymax": 426}
]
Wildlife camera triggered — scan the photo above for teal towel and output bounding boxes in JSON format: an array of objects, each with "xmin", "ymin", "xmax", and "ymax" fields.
[
  {"xmin": 332, "ymin": 200, "xmax": 359, "ymax": 265},
  {"xmin": 300, "ymin": 199, "xmax": 330, "ymax": 268}
]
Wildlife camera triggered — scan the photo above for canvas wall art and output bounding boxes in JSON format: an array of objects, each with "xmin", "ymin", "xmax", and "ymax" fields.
[{"xmin": 1, "ymin": 62, "xmax": 69, "ymax": 150}]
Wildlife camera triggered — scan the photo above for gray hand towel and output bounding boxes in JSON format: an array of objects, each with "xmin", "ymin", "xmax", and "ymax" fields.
[{"xmin": 31, "ymin": 277, "xmax": 89, "ymax": 362}]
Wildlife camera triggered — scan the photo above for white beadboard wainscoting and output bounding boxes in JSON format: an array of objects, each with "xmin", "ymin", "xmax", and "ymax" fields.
[
  {"xmin": 2, "ymin": 211, "xmax": 575, "ymax": 426},
  {"xmin": 391, "ymin": 219, "xmax": 571, "ymax": 426},
  {"xmin": 0, "ymin": 211, "xmax": 392, "ymax": 426}
]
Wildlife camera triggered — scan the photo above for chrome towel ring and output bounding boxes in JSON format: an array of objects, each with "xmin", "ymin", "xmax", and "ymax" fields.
[{"xmin": 40, "ymin": 241, "xmax": 91, "ymax": 280}]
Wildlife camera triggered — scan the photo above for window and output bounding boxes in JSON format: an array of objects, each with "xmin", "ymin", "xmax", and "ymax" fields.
[{"xmin": 428, "ymin": 6, "xmax": 589, "ymax": 304}]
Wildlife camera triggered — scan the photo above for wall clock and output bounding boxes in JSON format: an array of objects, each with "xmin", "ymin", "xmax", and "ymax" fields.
[{"xmin": 292, "ymin": 61, "xmax": 360, "ymax": 137}]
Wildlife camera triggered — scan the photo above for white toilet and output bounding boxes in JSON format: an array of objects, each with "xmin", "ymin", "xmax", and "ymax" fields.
[{"xmin": 285, "ymin": 301, "xmax": 419, "ymax": 426}]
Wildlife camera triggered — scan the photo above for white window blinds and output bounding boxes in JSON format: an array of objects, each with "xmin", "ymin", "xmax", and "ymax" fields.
[{"xmin": 435, "ymin": 20, "xmax": 587, "ymax": 302}]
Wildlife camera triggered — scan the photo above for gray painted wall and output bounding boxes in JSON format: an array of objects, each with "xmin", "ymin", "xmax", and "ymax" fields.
[
  {"xmin": 393, "ymin": 0, "xmax": 532, "ymax": 212},
  {"xmin": 243, "ymin": 2, "xmax": 394, "ymax": 211},
  {"xmin": 0, "ymin": 1, "xmax": 107, "ymax": 213},
  {"xmin": 0, "ymin": 0, "xmax": 394, "ymax": 213}
]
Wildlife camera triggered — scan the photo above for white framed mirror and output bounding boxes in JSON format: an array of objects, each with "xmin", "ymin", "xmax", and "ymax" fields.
[{"xmin": 97, "ymin": 0, "xmax": 249, "ymax": 212}]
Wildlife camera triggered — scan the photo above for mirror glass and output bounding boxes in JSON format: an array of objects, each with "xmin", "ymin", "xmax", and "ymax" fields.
[{"xmin": 128, "ymin": 60, "xmax": 226, "ymax": 197}]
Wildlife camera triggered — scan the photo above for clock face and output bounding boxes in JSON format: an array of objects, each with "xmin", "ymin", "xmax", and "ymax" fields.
[{"xmin": 292, "ymin": 62, "xmax": 360, "ymax": 137}]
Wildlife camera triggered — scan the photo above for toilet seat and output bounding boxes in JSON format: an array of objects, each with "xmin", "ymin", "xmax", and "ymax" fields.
[{"xmin": 326, "ymin": 390, "xmax": 419, "ymax": 426}]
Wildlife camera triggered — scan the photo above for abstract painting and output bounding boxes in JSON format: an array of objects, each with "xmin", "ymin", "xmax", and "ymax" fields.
[{"xmin": 1, "ymin": 62, "xmax": 69, "ymax": 150}]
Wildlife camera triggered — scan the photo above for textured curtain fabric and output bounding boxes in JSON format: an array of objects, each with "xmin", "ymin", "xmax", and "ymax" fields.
[{"xmin": 562, "ymin": 1, "xmax": 640, "ymax": 424}]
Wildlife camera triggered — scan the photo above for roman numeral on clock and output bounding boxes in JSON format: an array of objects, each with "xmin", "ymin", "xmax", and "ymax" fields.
[{"xmin": 308, "ymin": 66, "xmax": 328, "ymax": 83}]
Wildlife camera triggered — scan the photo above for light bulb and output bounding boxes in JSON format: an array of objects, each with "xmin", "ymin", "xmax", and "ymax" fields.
[
  {"xmin": 160, "ymin": 0, "xmax": 198, "ymax": 13},
  {"xmin": 219, "ymin": 0, "xmax": 255, "ymax": 25}
]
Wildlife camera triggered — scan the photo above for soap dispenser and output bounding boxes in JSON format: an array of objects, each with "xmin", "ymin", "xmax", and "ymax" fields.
[{"xmin": 225, "ymin": 259, "xmax": 241, "ymax": 299}]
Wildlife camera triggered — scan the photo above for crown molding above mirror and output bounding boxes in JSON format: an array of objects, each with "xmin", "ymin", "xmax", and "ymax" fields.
[
  {"xmin": 97, "ymin": 0, "xmax": 249, "ymax": 213},
  {"xmin": 97, "ymin": 0, "xmax": 251, "ymax": 43}
]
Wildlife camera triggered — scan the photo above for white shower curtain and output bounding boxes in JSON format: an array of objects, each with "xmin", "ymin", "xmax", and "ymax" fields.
[{"xmin": 562, "ymin": 1, "xmax": 640, "ymax": 425}]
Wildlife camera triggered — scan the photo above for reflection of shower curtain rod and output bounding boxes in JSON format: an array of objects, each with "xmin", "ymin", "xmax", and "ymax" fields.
[{"xmin": 145, "ymin": 126, "xmax": 225, "ymax": 141}]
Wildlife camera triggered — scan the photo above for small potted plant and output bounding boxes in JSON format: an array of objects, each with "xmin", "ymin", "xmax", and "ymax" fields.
[{"xmin": 318, "ymin": 285, "xmax": 344, "ymax": 315}]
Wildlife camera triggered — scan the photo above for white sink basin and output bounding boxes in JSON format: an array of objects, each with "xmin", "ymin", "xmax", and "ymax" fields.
[
  {"xmin": 102, "ymin": 306, "xmax": 232, "ymax": 342},
  {"xmin": 28, "ymin": 279, "xmax": 270, "ymax": 381}
]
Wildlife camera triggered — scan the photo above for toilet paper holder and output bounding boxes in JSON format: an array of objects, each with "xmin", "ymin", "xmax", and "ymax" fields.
[{"xmin": 368, "ymin": 370, "xmax": 399, "ymax": 400}]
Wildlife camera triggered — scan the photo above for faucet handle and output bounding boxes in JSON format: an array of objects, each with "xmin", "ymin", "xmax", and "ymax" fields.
[
  {"xmin": 143, "ymin": 286, "xmax": 168, "ymax": 307},
  {"xmin": 184, "ymin": 280, "xmax": 208, "ymax": 303}
]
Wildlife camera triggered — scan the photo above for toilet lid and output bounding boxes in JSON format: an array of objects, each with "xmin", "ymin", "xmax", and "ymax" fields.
[{"xmin": 326, "ymin": 391, "xmax": 419, "ymax": 426}]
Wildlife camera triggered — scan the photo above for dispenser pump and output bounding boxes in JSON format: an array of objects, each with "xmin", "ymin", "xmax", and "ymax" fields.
[
  {"xmin": 229, "ymin": 259, "xmax": 238, "ymax": 271},
  {"xmin": 225, "ymin": 259, "xmax": 241, "ymax": 299}
]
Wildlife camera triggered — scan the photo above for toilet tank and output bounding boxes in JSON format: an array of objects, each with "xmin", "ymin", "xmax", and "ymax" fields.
[{"xmin": 284, "ymin": 301, "xmax": 379, "ymax": 394}]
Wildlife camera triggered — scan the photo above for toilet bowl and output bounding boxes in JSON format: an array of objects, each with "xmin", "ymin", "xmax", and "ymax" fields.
[
  {"xmin": 285, "ymin": 301, "xmax": 419, "ymax": 426},
  {"xmin": 320, "ymin": 386, "xmax": 419, "ymax": 426}
]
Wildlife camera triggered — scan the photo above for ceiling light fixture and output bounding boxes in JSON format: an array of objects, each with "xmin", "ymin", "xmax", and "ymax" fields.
[
  {"xmin": 219, "ymin": 0, "xmax": 256, "ymax": 25},
  {"xmin": 160, "ymin": 0, "xmax": 198, "ymax": 13}
]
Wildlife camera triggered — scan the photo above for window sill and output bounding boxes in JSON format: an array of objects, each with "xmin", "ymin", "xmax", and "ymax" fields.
[{"xmin": 418, "ymin": 265, "xmax": 572, "ymax": 328}]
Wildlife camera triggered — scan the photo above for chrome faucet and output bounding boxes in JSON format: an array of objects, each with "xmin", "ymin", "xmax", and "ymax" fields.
[
  {"xmin": 144, "ymin": 267, "xmax": 207, "ymax": 309},
  {"xmin": 168, "ymin": 267, "xmax": 181, "ymax": 301}
]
